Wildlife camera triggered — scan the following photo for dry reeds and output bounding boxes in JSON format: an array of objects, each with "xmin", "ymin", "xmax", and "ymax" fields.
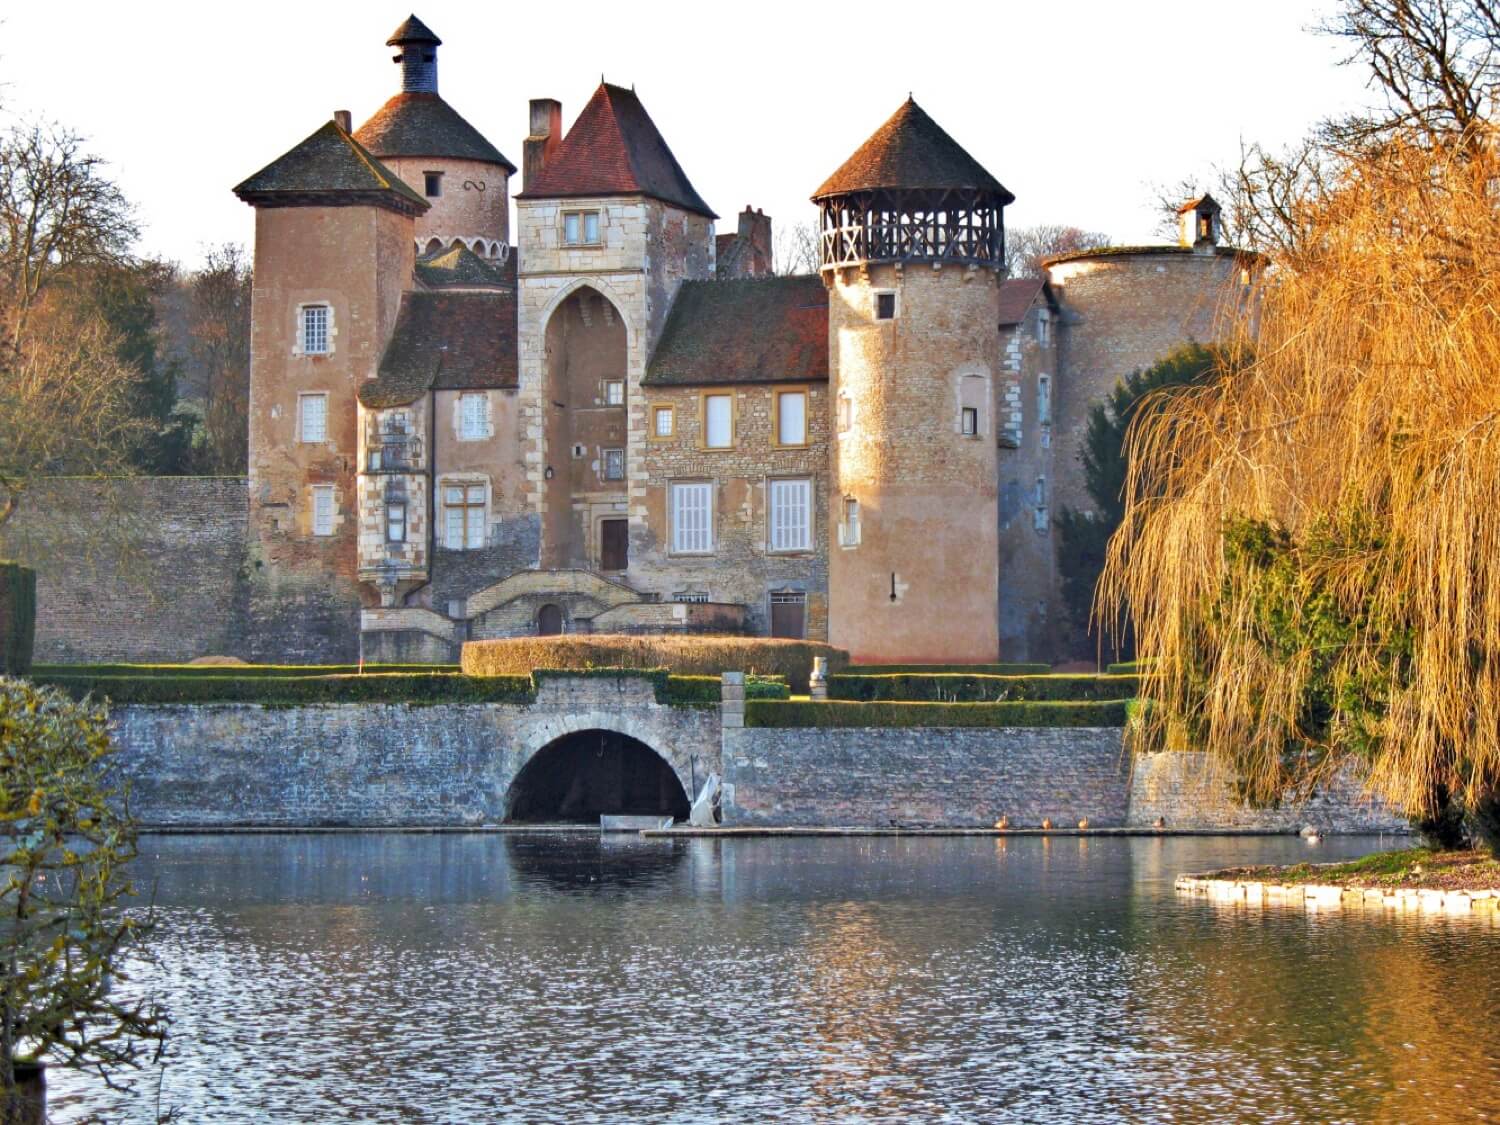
[{"xmin": 1100, "ymin": 129, "xmax": 1500, "ymax": 821}]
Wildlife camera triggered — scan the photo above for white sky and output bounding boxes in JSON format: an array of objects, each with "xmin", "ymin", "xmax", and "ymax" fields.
[{"xmin": 2, "ymin": 0, "xmax": 1375, "ymax": 270}]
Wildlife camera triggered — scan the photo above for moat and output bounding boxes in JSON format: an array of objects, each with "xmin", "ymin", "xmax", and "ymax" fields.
[{"xmin": 48, "ymin": 833, "xmax": 1500, "ymax": 1122}]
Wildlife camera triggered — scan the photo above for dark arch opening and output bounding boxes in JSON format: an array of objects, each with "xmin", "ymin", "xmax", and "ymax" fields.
[
  {"xmin": 506, "ymin": 730, "xmax": 691, "ymax": 824},
  {"xmin": 537, "ymin": 603, "xmax": 563, "ymax": 635}
]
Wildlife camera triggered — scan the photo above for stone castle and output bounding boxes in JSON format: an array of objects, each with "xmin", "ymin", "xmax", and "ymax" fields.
[{"xmin": 229, "ymin": 14, "xmax": 1257, "ymax": 666}]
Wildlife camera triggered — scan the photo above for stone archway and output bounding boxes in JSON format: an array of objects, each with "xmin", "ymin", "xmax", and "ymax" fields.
[{"xmin": 504, "ymin": 728, "xmax": 690, "ymax": 823}]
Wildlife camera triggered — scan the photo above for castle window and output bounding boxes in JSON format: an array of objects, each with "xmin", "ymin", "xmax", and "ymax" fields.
[
  {"xmin": 603, "ymin": 448, "xmax": 625, "ymax": 481},
  {"xmin": 961, "ymin": 407, "xmax": 979, "ymax": 436},
  {"xmin": 605, "ymin": 380, "xmax": 624, "ymax": 406},
  {"xmin": 671, "ymin": 481, "xmax": 714, "ymax": 554},
  {"xmin": 1038, "ymin": 375, "xmax": 1052, "ymax": 426},
  {"xmin": 1034, "ymin": 476, "xmax": 1049, "ymax": 532},
  {"xmin": 839, "ymin": 497, "xmax": 861, "ymax": 547},
  {"xmin": 768, "ymin": 478, "xmax": 812, "ymax": 553},
  {"xmin": 385, "ymin": 501, "xmax": 406, "ymax": 543},
  {"xmin": 651, "ymin": 404, "xmax": 675, "ymax": 439},
  {"xmin": 563, "ymin": 210, "xmax": 601, "ymax": 246},
  {"xmin": 1037, "ymin": 309, "xmax": 1051, "ymax": 347},
  {"xmin": 311, "ymin": 485, "xmax": 335, "ymax": 537},
  {"xmin": 459, "ymin": 392, "xmax": 489, "ymax": 440},
  {"xmin": 958, "ymin": 373, "xmax": 987, "ymax": 437},
  {"xmin": 875, "ymin": 291, "xmax": 897, "ymax": 320},
  {"xmin": 442, "ymin": 482, "xmax": 487, "ymax": 550},
  {"xmin": 773, "ymin": 388, "xmax": 808, "ymax": 447},
  {"xmin": 674, "ymin": 591, "xmax": 711, "ymax": 604},
  {"xmin": 298, "ymin": 393, "xmax": 328, "ymax": 444},
  {"xmin": 300, "ymin": 304, "xmax": 330, "ymax": 355},
  {"xmin": 424, "ymin": 171, "xmax": 443, "ymax": 198},
  {"xmin": 837, "ymin": 394, "xmax": 854, "ymax": 434},
  {"xmin": 702, "ymin": 393, "xmax": 734, "ymax": 449}
]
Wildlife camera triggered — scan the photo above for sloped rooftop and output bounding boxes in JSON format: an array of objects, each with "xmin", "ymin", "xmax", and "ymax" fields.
[
  {"xmin": 645, "ymin": 275, "xmax": 828, "ymax": 386},
  {"xmin": 813, "ymin": 98, "xmax": 1013, "ymax": 203},
  {"xmin": 519, "ymin": 83, "xmax": 715, "ymax": 218},
  {"xmin": 355, "ymin": 92, "xmax": 515, "ymax": 171},
  {"xmin": 234, "ymin": 120, "xmax": 429, "ymax": 213},
  {"xmin": 414, "ymin": 244, "xmax": 515, "ymax": 289},
  {"xmin": 359, "ymin": 290, "xmax": 518, "ymax": 408}
]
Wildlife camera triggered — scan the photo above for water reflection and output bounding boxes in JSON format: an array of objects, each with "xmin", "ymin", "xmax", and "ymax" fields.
[{"xmin": 47, "ymin": 833, "xmax": 1500, "ymax": 1123}]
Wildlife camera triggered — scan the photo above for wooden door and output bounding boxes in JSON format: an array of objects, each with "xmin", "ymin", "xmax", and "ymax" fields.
[
  {"xmin": 770, "ymin": 591, "xmax": 806, "ymax": 638},
  {"xmin": 537, "ymin": 604, "xmax": 563, "ymax": 635},
  {"xmin": 600, "ymin": 519, "xmax": 628, "ymax": 572}
]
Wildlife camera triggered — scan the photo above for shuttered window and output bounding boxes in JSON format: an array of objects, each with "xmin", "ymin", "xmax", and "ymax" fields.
[
  {"xmin": 769, "ymin": 478, "xmax": 812, "ymax": 552},
  {"xmin": 671, "ymin": 482, "xmax": 713, "ymax": 554},
  {"xmin": 459, "ymin": 393, "xmax": 488, "ymax": 440},
  {"xmin": 299, "ymin": 393, "xmax": 327, "ymax": 443},
  {"xmin": 704, "ymin": 394, "xmax": 732, "ymax": 449},
  {"xmin": 311, "ymin": 485, "xmax": 335, "ymax": 537}
]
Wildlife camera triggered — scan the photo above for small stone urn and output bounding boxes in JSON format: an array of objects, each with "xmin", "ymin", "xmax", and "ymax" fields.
[{"xmin": 809, "ymin": 657, "xmax": 829, "ymax": 701}]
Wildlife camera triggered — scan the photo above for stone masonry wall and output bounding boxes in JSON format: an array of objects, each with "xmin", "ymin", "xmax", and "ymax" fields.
[
  {"xmin": 0, "ymin": 478, "xmax": 251, "ymax": 663},
  {"xmin": 722, "ymin": 726, "xmax": 1130, "ymax": 827}
]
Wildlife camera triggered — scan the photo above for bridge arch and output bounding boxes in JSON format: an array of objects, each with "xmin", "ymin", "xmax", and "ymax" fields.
[{"xmin": 505, "ymin": 727, "xmax": 690, "ymax": 823}]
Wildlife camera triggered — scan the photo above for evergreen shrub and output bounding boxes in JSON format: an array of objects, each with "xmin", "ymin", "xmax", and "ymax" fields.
[
  {"xmin": 828, "ymin": 673, "xmax": 1138, "ymax": 703},
  {"xmin": 0, "ymin": 562, "xmax": 37, "ymax": 676},
  {"xmin": 746, "ymin": 699, "xmax": 1130, "ymax": 729}
]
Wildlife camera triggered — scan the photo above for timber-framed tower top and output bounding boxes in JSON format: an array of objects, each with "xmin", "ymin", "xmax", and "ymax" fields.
[{"xmin": 812, "ymin": 97, "xmax": 1014, "ymax": 274}]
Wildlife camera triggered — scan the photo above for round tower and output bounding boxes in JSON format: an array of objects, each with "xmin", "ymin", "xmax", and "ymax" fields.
[
  {"xmin": 816, "ymin": 98, "xmax": 1014, "ymax": 664},
  {"xmin": 354, "ymin": 15, "xmax": 517, "ymax": 258}
]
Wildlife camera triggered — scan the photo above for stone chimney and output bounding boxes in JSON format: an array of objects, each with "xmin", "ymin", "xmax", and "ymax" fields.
[
  {"xmin": 333, "ymin": 109, "xmax": 352, "ymax": 133},
  {"xmin": 524, "ymin": 99, "xmax": 563, "ymax": 191},
  {"xmin": 737, "ymin": 206, "xmax": 773, "ymax": 276}
]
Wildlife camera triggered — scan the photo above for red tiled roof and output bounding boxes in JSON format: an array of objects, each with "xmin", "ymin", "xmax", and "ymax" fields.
[
  {"xmin": 234, "ymin": 120, "xmax": 429, "ymax": 214},
  {"xmin": 813, "ymin": 97, "xmax": 1013, "ymax": 203},
  {"xmin": 997, "ymin": 278, "xmax": 1046, "ymax": 326},
  {"xmin": 518, "ymin": 84, "xmax": 716, "ymax": 218},
  {"xmin": 645, "ymin": 275, "xmax": 827, "ymax": 386}
]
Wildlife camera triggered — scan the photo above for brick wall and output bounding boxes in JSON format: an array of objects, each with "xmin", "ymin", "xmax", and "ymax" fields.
[{"xmin": 0, "ymin": 478, "xmax": 251, "ymax": 662}]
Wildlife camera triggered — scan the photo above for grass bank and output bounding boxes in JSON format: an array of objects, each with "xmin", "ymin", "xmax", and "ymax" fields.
[{"xmin": 1208, "ymin": 847, "xmax": 1500, "ymax": 891}]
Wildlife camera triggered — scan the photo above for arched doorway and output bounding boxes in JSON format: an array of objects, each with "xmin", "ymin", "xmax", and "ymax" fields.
[
  {"xmin": 537, "ymin": 603, "xmax": 563, "ymax": 635},
  {"xmin": 541, "ymin": 286, "xmax": 628, "ymax": 568},
  {"xmin": 506, "ymin": 730, "xmax": 691, "ymax": 824}
]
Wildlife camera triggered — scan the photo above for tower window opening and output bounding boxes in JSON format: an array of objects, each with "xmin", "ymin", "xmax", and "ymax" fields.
[
  {"xmin": 603, "ymin": 448, "xmax": 625, "ymax": 481},
  {"xmin": 961, "ymin": 406, "xmax": 979, "ymax": 436},
  {"xmin": 300, "ymin": 304, "xmax": 330, "ymax": 355},
  {"xmin": 875, "ymin": 291, "xmax": 897, "ymax": 320},
  {"xmin": 563, "ymin": 210, "xmax": 602, "ymax": 246},
  {"xmin": 605, "ymin": 380, "xmax": 624, "ymax": 406},
  {"xmin": 839, "ymin": 497, "xmax": 861, "ymax": 547},
  {"xmin": 385, "ymin": 501, "xmax": 406, "ymax": 543},
  {"xmin": 424, "ymin": 171, "xmax": 443, "ymax": 198},
  {"xmin": 311, "ymin": 485, "xmax": 335, "ymax": 537}
]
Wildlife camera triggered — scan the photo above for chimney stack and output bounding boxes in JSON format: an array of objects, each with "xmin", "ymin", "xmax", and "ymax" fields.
[
  {"xmin": 524, "ymin": 98, "xmax": 563, "ymax": 191},
  {"xmin": 333, "ymin": 109, "xmax": 352, "ymax": 133}
]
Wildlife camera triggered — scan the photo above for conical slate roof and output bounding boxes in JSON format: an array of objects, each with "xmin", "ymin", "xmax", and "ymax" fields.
[
  {"xmin": 518, "ymin": 83, "xmax": 716, "ymax": 218},
  {"xmin": 387, "ymin": 14, "xmax": 440, "ymax": 45},
  {"xmin": 356, "ymin": 92, "xmax": 516, "ymax": 171},
  {"xmin": 233, "ymin": 119, "xmax": 429, "ymax": 213},
  {"xmin": 813, "ymin": 98, "xmax": 1014, "ymax": 203}
]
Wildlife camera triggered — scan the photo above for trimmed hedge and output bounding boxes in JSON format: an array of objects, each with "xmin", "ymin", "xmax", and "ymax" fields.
[
  {"xmin": 828, "ymin": 673, "xmax": 1138, "ymax": 703},
  {"xmin": 462, "ymin": 635, "xmax": 847, "ymax": 693},
  {"xmin": 746, "ymin": 699, "xmax": 1130, "ymax": 728},
  {"xmin": 0, "ymin": 562, "xmax": 36, "ymax": 676},
  {"xmin": 30, "ymin": 663, "xmax": 460, "ymax": 678},
  {"xmin": 844, "ymin": 663, "xmax": 1051, "ymax": 675}
]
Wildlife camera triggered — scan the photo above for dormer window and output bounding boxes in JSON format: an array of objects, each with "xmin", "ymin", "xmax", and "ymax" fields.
[
  {"xmin": 424, "ymin": 171, "xmax": 443, "ymax": 198},
  {"xmin": 563, "ymin": 210, "xmax": 601, "ymax": 246}
]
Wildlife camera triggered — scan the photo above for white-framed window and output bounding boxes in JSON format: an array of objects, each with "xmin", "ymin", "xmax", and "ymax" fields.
[
  {"xmin": 603, "ymin": 448, "xmax": 625, "ymax": 481},
  {"xmin": 837, "ymin": 394, "xmax": 854, "ymax": 434},
  {"xmin": 298, "ymin": 393, "xmax": 328, "ymax": 443},
  {"xmin": 703, "ymin": 393, "xmax": 733, "ymax": 449},
  {"xmin": 652, "ymin": 404, "xmax": 675, "ymax": 439},
  {"xmin": 605, "ymin": 380, "xmax": 624, "ymax": 406},
  {"xmin": 874, "ymin": 290, "xmax": 897, "ymax": 320},
  {"xmin": 442, "ymin": 482, "xmax": 487, "ymax": 550},
  {"xmin": 386, "ymin": 500, "xmax": 406, "ymax": 543},
  {"xmin": 674, "ymin": 591, "xmax": 710, "ymax": 604},
  {"xmin": 311, "ymin": 485, "xmax": 335, "ymax": 537},
  {"xmin": 563, "ymin": 210, "xmax": 601, "ymax": 246},
  {"xmin": 459, "ymin": 392, "xmax": 489, "ymax": 440},
  {"xmin": 961, "ymin": 406, "xmax": 979, "ymax": 436},
  {"xmin": 301, "ymin": 304, "xmax": 330, "ymax": 355},
  {"xmin": 774, "ymin": 389, "xmax": 807, "ymax": 447},
  {"xmin": 1038, "ymin": 375, "xmax": 1052, "ymax": 426},
  {"xmin": 768, "ymin": 478, "xmax": 812, "ymax": 553},
  {"xmin": 839, "ymin": 496, "xmax": 861, "ymax": 547},
  {"xmin": 670, "ymin": 481, "xmax": 714, "ymax": 554}
]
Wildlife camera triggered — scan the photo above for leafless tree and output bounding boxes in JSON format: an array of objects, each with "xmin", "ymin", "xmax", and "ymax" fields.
[
  {"xmin": 185, "ymin": 244, "xmax": 252, "ymax": 473},
  {"xmin": 773, "ymin": 220, "xmax": 821, "ymax": 276},
  {"xmin": 1006, "ymin": 224, "xmax": 1111, "ymax": 278},
  {"xmin": 0, "ymin": 122, "xmax": 136, "ymax": 346}
]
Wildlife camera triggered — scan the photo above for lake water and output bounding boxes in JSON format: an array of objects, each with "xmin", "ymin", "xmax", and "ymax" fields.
[{"xmin": 48, "ymin": 832, "xmax": 1500, "ymax": 1123}]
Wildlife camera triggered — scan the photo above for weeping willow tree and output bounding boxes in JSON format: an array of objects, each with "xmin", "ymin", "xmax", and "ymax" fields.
[{"xmin": 1100, "ymin": 127, "xmax": 1500, "ymax": 846}]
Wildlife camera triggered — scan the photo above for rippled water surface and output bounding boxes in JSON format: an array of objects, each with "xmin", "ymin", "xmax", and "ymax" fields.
[{"xmin": 47, "ymin": 832, "xmax": 1500, "ymax": 1123}]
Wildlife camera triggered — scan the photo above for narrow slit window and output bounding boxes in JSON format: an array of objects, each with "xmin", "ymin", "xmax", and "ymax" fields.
[
  {"xmin": 840, "ymin": 497, "xmax": 861, "ymax": 547},
  {"xmin": 961, "ymin": 406, "xmax": 979, "ymax": 436}
]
